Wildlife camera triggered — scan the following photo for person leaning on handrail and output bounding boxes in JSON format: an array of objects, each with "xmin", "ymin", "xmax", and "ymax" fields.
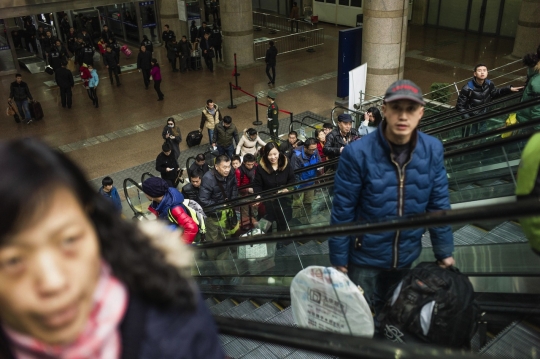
[{"xmin": 0, "ymin": 138, "xmax": 224, "ymax": 359}]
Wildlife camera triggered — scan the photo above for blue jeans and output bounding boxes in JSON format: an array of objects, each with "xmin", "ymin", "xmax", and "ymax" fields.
[
  {"xmin": 15, "ymin": 99, "xmax": 31, "ymax": 120},
  {"xmin": 207, "ymin": 128, "xmax": 215, "ymax": 145},
  {"xmin": 347, "ymin": 264, "xmax": 410, "ymax": 316},
  {"xmin": 217, "ymin": 144, "xmax": 235, "ymax": 159}
]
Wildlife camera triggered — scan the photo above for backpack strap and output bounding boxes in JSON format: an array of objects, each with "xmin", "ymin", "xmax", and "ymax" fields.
[{"xmin": 214, "ymin": 172, "xmax": 229, "ymax": 200}]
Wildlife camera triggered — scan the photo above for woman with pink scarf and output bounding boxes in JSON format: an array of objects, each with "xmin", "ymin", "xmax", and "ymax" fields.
[{"xmin": 0, "ymin": 139, "xmax": 224, "ymax": 359}]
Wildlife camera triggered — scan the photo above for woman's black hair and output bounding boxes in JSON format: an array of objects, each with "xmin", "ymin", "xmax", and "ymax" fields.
[
  {"xmin": 366, "ymin": 107, "xmax": 383, "ymax": 127},
  {"xmin": 167, "ymin": 117, "xmax": 175, "ymax": 126},
  {"xmin": 0, "ymin": 139, "xmax": 196, "ymax": 311},
  {"xmin": 151, "ymin": 58, "xmax": 159, "ymax": 67},
  {"xmin": 231, "ymin": 155, "xmax": 241, "ymax": 163},
  {"xmin": 247, "ymin": 128, "xmax": 257, "ymax": 136},
  {"xmin": 261, "ymin": 142, "xmax": 286, "ymax": 170},
  {"xmin": 315, "ymin": 129, "xmax": 325, "ymax": 143}
]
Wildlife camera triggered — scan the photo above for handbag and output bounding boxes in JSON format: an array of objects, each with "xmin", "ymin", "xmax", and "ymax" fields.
[
  {"xmin": 207, "ymin": 49, "xmax": 215, "ymax": 59},
  {"xmin": 7, "ymin": 101, "xmax": 21, "ymax": 123},
  {"xmin": 214, "ymin": 173, "xmax": 239, "ymax": 231}
]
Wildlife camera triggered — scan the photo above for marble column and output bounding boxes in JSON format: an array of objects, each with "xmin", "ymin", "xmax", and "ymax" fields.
[
  {"xmin": 221, "ymin": 0, "xmax": 254, "ymax": 67},
  {"xmin": 512, "ymin": 0, "xmax": 540, "ymax": 58},
  {"xmin": 362, "ymin": 0, "xmax": 408, "ymax": 97},
  {"xmin": 158, "ymin": 0, "xmax": 187, "ymax": 44}
]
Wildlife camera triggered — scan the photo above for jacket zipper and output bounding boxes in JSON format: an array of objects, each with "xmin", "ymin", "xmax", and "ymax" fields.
[{"xmin": 389, "ymin": 153, "xmax": 414, "ymax": 269}]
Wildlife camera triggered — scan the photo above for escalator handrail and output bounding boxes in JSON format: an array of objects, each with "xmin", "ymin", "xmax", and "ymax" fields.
[
  {"xmin": 185, "ymin": 149, "xmax": 220, "ymax": 170},
  {"xmin": 203, "ymin": 178, "xmax": 335, "ymax": 213},
  {"xmin": 122, "ymin": 178, "xmax": 146, "ymax": 217},
  {"xmin": 288, "ymin": 119, "xmax": 319, "ymax": 134},
  {"xmin": 258, "ymin": 131, "xmax": 288, "ymax": 143},
  {"xmin": 194, "ymin": 196, "xmax": 540, "ymax": 250},
  {"xmin": 331, "ymin": 105, "xmax": 363, "ymax": 126},
  {"xmin": 140, "ymin": 172, "xmax": 155, "ymax": 184},
  {"xmin": 420, "ymin": 92, "xmax": 523, "ymax": 126},
  {"xmin": 204, "ymin": 130, "xmax": 533, "ymax": 212},
  {"xmin": 213, "ymin": 316, "xmax": 478, "ymax": 359},
  {"xmin": 442, "ymin": 117, "xmax": 540, "ymax": 148},
  {"xmin": 301, "ymin": 115, "xmax": 328, "ymax": 129},
  {"xmin": 425, "ymin": 97, "xmax": 540, "ymax": 135}
]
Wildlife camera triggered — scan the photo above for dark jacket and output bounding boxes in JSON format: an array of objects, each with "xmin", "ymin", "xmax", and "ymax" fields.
[
  {"xmin": 162, "ymin": 29, "xmax": 176, "ymax": 44},
  {"xmin": 253, "ymin": 156, "xmax": 295, "ymax": 194},
  {"xmin": 182, "ymin": 182, "xmax": 201, "ymax": 203},
  {"xmin": 156, "ymin": 152, "xmax": 180, "ymax": 182},
  {"xmin": 199, "ymin": 168, "xmax": 239, "ymax": 207},
  {"xmin": 0, "ymin": 293, "xmax": 224, "ymax": 359},
  {"xmin": 323, "ymin": 128, "xmax": 360, "ymax": 160},
  {"xmin": 79, "ymin": 31, "xmax": 92, "ymax": 46},
  {"xmin": 178, "ymin": 40, "xmax": 192, "ymax": 57},
  {"xmin": 82, "ymin": 45, "xmax": 95, "ymax": 65},
  {"xmin": 279, "ymin": 140, "xmax": 301, "ymax": 159},
  {"xmin": 456, "ymin": 78, "xmax": 512, "ymax": 119},
  {"xmin": 9, "ymin": 81, "xmax": 33, "ymax": 101},
  {"xmin": 141, "ymin": 38, "xmax": 154, "ymax": 53},
  {"xmin": 199, "ymin": 37, "xmax": 213, "ymax": 57},
  {"xmin": 329, "ymin": 122, "xmax": 454, "ymax": 269},
  {"xmin": 197, "ymin": 26, "xmax": 211, "ymax": 40},
  {"xmin": 188, "ymin": 161, "xmax": 210, "ymax": 179},
  {"xmin": 54, "ymin": 67, "xmax": 75, "ymax": 88},
  {"xmin": 137, "ymin": 50, "xmax": 152, "ymax": 70},
  {"xmin": 48, "ymin": 47, "xmax": 67, "ymax": 70},
  {"xmin": 190, "ymin": 25, "xmax": 198, "ymax": 43},
  {"xmin": 101, "ymin": 29, "xmax": 114, "ymax": 43},
  {"xmin": 211, "ymin": 28, "xmax": 222, "ymax": 47},
  {"xmin": 291, "ymin": 145, "xmax": 321, "ymax": 187},
  {"xmin": 265, "ymin": 45, "xmax": 278, "ymax": 65},
  {"xmin": 42, "ymin": 35, "xmax": 57, "ymax": 53},
  {"xmin": 213, "ymin": 122, "xmax": 239, "ymax": 147},
  {"xmin": 99, "ymin": 186, "xmax": 122, "ymax": 212},
  {"xmin": 103, "ymin": 51, "xmax": 118, "ymax": 68},
  {"xmin": 166, "ymin": 41, "xmax": 179, "ymax": 60}
]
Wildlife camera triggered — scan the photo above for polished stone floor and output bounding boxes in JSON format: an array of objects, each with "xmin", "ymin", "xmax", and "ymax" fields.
[{"xmin": 0, "ymin": 23, "xmax": 524, "ymax": 183}]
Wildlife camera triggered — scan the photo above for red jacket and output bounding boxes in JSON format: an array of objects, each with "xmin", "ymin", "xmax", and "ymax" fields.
[
  {"xmin": 317, "ymin": 142, "xmax": 326, "ymax": 161},
  {"xmin": 98, "ymin": 41, "xmax": 107, "ymax": 54},
  {"xmin": 80, "ymin": 66, "xmax": 91, "ymax": 87},
  {"xmin": 235, "ymin": 164, "xmax": 257, "ymax": 195},
  {"xmin": 148, "ymin": 205, "xmax": 198, "ymax": 244}
]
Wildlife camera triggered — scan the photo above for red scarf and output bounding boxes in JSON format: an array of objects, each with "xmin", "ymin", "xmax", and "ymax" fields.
[{"xmin": 3, "ymin": 262, "xmax": 128, "ymax": 359}]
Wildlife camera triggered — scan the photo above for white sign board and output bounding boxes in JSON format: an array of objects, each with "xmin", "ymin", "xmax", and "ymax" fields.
[
  {"xmin": 178, "ymin": 0, "xmax": 187, "ymax": 21},
  {"xmin": 348, "ymin": 63, "xmax": 367, "ymax": 111}
]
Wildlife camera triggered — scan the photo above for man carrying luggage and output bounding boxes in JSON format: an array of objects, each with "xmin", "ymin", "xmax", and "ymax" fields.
[
  {"xmin": 329, "ymin": 80, "xmax": 455, "ymax": 315},
  {"xmin": 9, "ymin": 73, "xmax": 34, "ymax": 124},
  {"xmin": 54, "ymin": 61, "xmax": 74, "ymax": 109}
]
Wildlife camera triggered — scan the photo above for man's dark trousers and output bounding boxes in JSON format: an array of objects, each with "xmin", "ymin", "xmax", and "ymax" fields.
[
  {"xmin": 60, "ymin": 87, "xmax": 72, "ymax": 108},
  {"xmin": 266, "ymin": 63, "xmax": 275, "ymax": 83},
  {"xmin": 108, "ymin": 67, "xmax": 120, "ymax": 85}
]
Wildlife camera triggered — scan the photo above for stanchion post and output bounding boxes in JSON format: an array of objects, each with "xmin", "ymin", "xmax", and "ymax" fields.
[
  {"xmin": 228, "ymin": 82, "xmax": 237, "ymax": 109},
  {"xmin": 253, "ymin": 97, "xmax": 263, "ymax": 126},
  {"xmin": 233, "ymin": 53, "xmax": 241, "ymax": 90}
]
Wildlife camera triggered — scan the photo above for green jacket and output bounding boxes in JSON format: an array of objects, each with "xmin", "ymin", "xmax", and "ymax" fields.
[
  {"xmin": 515, "ymin": 132, "xmax": 540, "ymax": 255},
  {"xmin": 516, "ymin": 65, "xmax": 540, "ymax": 123},
  {"xmin": 212, "ymin": 122, "xmax": 239, "ymax": 147},
  {"xmin": 267, "ymin": 102, "xmax": 279, "ymax": 128}
]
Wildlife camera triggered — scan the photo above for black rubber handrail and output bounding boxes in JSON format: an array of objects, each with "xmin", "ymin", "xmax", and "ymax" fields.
[
  {"xmin": 213, "ymin": 316, "xmax": 478, "ymax": 359},
  {"xmin": 425, "ymin": 97, "xmax": 540, "ymax": 135},
  {"xmin": 288, "ymin": 119, "xmax": 319, "ymax": 134},
  {"xmin": 195, "ymin": 196, "xmax": 540, "ymax": 250},
  {"xmin": 203, "ymin": 127, "xmax": 533, "ymax": 212},
  {"xmin": 420, "ymin": 92, "xmax": 522, "ymax": 125},
  {"xmin": 301, "ymin": 115, "xmax": 329, "ymax": 128},
  {"xmin": 122, "ymin": 178, "xmax": 146, "ymax": 218},
  {"xmin": 258, "ymin": 131, "xmax": 287, "ymax": 143},
  {"xmin": 140, "ymin": 172, "xmax": 155, "ymax": 184}
]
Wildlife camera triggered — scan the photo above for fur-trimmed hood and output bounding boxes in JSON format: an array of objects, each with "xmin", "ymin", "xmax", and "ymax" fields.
[{"xmin": 138, "ymin": 221, "xmax": 192, "ymax": 270}]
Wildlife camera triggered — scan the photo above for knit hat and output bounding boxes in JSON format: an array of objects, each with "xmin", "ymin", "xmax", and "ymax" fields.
[{"xmin": 142, "ymin": 177, "xmax": 169, "ymax": 198}]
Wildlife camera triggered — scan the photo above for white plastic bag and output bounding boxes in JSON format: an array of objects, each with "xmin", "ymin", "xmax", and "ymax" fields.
[{"xmin": 291, "ymin": 266, "xmax": 374, "ymax": 337}]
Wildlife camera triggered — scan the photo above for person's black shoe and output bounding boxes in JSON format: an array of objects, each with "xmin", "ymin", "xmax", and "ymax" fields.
[
  {"xmin": 158, "ymin": 98, "xmax": 163, "ymax": 101},
  {"xmin": 268, "ymin": 81, "xmax": 272, "ymax": 85},
  {"xmin": 271, "ymin": 82, "xmax": 275, "ymax": 85}
]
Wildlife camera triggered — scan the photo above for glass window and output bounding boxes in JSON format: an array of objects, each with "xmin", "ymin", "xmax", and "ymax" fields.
[
  {"xmin": 326, "ymin": 0, "xmax": 336, "ymax": 3},
  {"xmin": 339, "ymin": 0, "xmax": 349, "ymax": 5},
  {"xmin": 350, "ymin": 0, "xmax": 362, "ymax": 6}
]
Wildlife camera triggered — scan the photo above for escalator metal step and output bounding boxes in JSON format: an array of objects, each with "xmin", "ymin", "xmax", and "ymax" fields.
[
  {"xmin": 284, "ymin": 350, "xmax": 336, "ymax": 359},
  {"xmin": 220, "ymin": 334, "xmax": 236, "ymax": 346},
  {"xmin": 266, "ymin": 306, "xmax": 295, "ymax": 327},
  {"xmin": 209, "ymin": 298, "xmax": 236, "ymax": 315},
  {"xmin": 222, "ymin": 338, "xmax": 263, "ymax": 358},
  {"xmin": 480, "ymin": 221, "xmax": 527, "ymax": 244},
  {"xmin": 222, "ymin": 300, "xmax": 258, "ymax": 318},
  {"xmin": 421, "ymin": 231, "xmax": 432, "ymax": 247},
  {"xmin": 204, "ymin": 297, "xmax": 218, "ymax": 308},
  {"xmin": 479, "ymin": 321, "xmax": 540, "ymax": 357},
  {"xmin": 296, "ymin": 241, "xmax": 320, "ymax": 255},
  {"xmin": 242, "ymin": 302, "xmax": 282, "ymax": 321},
  {"xmin": 318, "ymin": 240, "xmax": 329, "ymax": 254},
  {"xmin": 240, "ymin": 344, "xmax": 280, "ymax": 359},
  {"xmin": 453, "ymin": 225, "xmax": 487, "ymax": 245},
  {"xmin": 264, "ymin": 342, "xmax": 296, "ymax": 358}
]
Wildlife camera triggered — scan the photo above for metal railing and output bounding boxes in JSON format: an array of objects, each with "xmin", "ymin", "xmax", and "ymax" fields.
[
  {"xmin": 253, "ymin": 28, "xmax": 324, "ymax": 60},
  {"xmin": 253, "ymin": 11, "xmax": 314, "ymax": 34}
]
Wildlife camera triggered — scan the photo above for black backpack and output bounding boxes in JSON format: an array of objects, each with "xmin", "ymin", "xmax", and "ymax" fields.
[{"xmin": 378, "ymin": 262, "xmax": 479, "ymax": 348}]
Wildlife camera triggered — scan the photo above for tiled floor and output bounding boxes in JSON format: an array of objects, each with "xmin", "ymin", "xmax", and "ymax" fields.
[{"xmin": 0, "ymin": 23, "xmax": 524, "ymax": 183}]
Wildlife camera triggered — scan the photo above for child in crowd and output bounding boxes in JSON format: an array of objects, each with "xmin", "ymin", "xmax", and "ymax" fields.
[
  {"xmin": 99, "ymin": 176, "xmax": 122, "ymax": 213},
  {"xmin": 231, "ymin": 155, "xmax": 242, "ymax": 170}
]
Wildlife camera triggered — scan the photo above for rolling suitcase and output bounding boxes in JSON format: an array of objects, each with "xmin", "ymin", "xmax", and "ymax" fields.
[
  {"xmin": 191, "ymin": 49, "xmax": 202, "ymax": 70},
  {"xmin": 29, "ymin": 101, "xmax": 44, "ymax": 121},
  {"xmin": 45, "ymin": 66, "xmax": 54, "ymax": 75},
  {"xmin": 186, "ymin": 130, "xmax": 203, "ymax": 147}
]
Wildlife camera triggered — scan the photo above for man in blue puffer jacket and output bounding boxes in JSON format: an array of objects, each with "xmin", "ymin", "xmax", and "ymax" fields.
[
  {"xmin": 329, "ymin": 80, "xmax": 455, "ymax": 314},
  {"xmin": 291, "ymin": 138, "xmax": 321, "ymax": 219}
]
